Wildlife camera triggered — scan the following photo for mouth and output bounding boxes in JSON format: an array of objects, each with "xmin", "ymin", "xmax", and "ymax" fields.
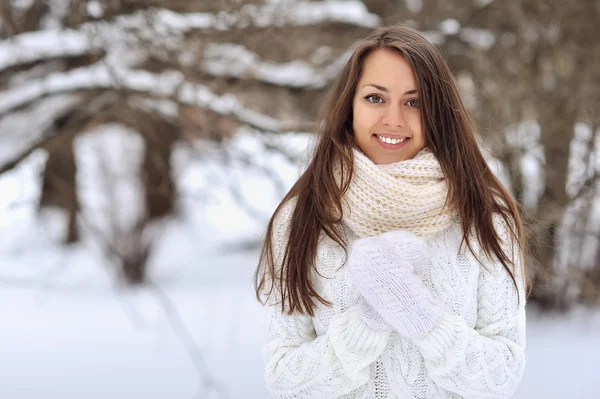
[{"xmin": 373, "ymin": 134, "xmax": 411, "ymax": 149}]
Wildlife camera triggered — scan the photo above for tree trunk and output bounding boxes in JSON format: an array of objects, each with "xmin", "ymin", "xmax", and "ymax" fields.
[
  {"xmin": 39, "ymin": 132, "xmax": 79, "ymax": 243},
  {"xmin": 141, "ymin": 116, "xmax": 177, "ymax": 220},
  {"xmin": 528, "ymin": 102, "xmax": 577, "ymax": 309}
]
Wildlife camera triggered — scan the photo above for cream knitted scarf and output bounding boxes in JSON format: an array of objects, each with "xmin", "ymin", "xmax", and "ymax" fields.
[{"xmin": 340, "ymin": 148, "xmax": 454, "ymax": 238}]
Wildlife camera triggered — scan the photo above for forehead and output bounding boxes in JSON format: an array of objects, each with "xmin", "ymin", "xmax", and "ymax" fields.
[{"xmin": 358, "ymin": 48, "xmax": 417, "ymax": 89}]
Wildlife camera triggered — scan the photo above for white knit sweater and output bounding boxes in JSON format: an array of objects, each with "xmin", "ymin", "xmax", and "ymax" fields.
[{"xmin": 262, "ymin": 200, "xmax": 527, "ymax": 399}]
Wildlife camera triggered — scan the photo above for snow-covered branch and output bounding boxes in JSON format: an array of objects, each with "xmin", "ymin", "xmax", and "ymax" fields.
[
  {"xmin": 0, "ymin": 63, "xmax": 282, "ymax": 131},
  {"xmin": 202, "ymin": 43, "xmax": 353, "ymax": 89},
  {"xmin": 143, "ymin": 1, "xmax": 380, "ymax": 31},
  {"xmin": 0, "ymin": 1, "xmax": 379, "ymax": 73},
  {"xmin": 0, "ymin": 29, "xmax": 103, "ymax": 72},
  {"xmin": 0, "ymin": 94, "xmax": 80, "ymax": 168}
]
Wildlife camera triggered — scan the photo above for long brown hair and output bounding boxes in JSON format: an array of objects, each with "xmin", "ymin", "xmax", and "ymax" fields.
[{"xmin": 254, "ymin": 24, "xmax": 528, "ymax": 316}]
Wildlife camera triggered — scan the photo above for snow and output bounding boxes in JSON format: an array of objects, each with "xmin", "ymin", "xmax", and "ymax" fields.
[
  {"xmin": 1, "ymin": 2, "xmax": 598, "ymax": 394},
  {"xmin": 99, "ymin": 1, "xmax": 381, "ymax": 37},
  {"xmin": 0, "ymin": 30, "xmax": 100, "ymax": 72},
  {"xmin": 205, "ymin": 44, "xmax": 325, "ymax": 88},
  {"xmin": 289, "ymin": 1, "xmax": 380, "ymax": 28},
  {"xmin": 0, "ymin": 65, "xmax": 282, "ymax": 131},
  {"xmin": 420, "ymin": 30, "xmax": 446, "ymax": 46},
  {"xmin": 74, "ymin": 124, "xmax": 146, "ymax": 244},
  {"xmin": 512, "ymin": 307, "xmax": 600, "ymax": 398},
  {"xmin": 506, "ymin": 120, "xmax": 545, "ymax": 209},
  {"xmin": 1, "ymin": 1, "xmax": 378, "ymax": 80},
  {"xmin": 171, "ymin": 128, "xmax": 312, "ymax": 241},
  {"xmin": 149, "ymin": 9, "xmax": 215, "ymax": 31},
  {"xmin": 87, "ymin": 1, "xmax": 104, "ymax": 18},
  {"xmin": 0, "ymin": 65, "xmax": 109, "ymax": 113},
  {"xmin": 0, "ymin": 149, "xmax": 48, "ymax": 254},
  {"xmin": 460, "ymin": 28, "xmax": 496, "ymax": 50},
  {"xmin": 0, "ymin": 125, "xmax": 599, "ymax": 398},
  {"xmin": 475, "ymin": 0, "xmax": 495, "ymax": 7},
  {"xmin": 2, "ymin": 221, "xmax": 599, "ymax": 398},
  {"xmin": 12, "ymin": 0, "xmax": 35, "ymax": 9},
  {"xmin": 567, "ymin": 122, "xmax": 596, "ymax": 198},
  {"xmin": 404, "ymin": 0, "xmax": 424, "ymax": 13},
  {"xmin": 42, "ymin": 0, "xmax": 70, "ymax": 30},
  {"xmin": 0, "ymin": 94, "xmax": 79, "ymax": 168},
  {"xmin": 202, "ymin": 43, "xmax": 353, "ymax": 89},
  {"xmin": 439, "ymin": 19, "xmax": 461, "ymax": 35}
]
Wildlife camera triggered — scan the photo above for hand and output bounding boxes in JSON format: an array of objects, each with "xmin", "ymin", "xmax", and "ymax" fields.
[
  {"xmin": 356, "ymin": 299, "xmax": 390, "ymax": 331},
  {"xmin": 347, "ymin": 231, "xmax": 443, "ymax": 340},
  {"xmin": 378, "ymin": 230, "xmax": 429, "ymax": 273}
]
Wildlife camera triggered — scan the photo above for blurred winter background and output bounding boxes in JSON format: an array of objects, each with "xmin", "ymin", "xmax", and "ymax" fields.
[{"xmin": 0, "ymin": 0, "xmax": 599, "ymax": 398}]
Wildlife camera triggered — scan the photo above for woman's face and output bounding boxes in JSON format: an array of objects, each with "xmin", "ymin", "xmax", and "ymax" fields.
[{"xmin": 352, "ymin": 48, "xmax": 426, "ymax": 165}]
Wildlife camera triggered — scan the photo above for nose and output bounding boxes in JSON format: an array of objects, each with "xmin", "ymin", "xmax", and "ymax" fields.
[{"xmin": 382, "ymin": 105, "xmax": 404, "ymax": 127}]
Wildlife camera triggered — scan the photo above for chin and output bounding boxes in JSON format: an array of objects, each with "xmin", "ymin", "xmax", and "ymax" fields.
[
  {"xmin": 372, "ymin": 154, "xmax": 409, "ymax": 165},
  {"xmin": 377, "ymin": 149, "xmax": 415, "ymax": 163}
]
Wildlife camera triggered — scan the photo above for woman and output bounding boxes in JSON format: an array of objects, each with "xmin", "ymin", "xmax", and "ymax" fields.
[{"xmin": 254, "ymin": 24, "xmax": 528, "ymax": 399}]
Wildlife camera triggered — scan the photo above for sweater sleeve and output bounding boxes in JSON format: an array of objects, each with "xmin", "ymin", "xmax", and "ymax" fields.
[
  {"xmin": 263, "ymin": 303, "xmax": 391, "ymax": 398},
  {"xmin": 413, "ymin": 215, "xmax": 527, "ymax": 398},
  {"xmin": 261, "ymin": 199, "xmax": 391, "ymax": 398}
]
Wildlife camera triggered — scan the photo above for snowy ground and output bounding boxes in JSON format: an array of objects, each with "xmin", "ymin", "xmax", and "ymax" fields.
[
  {"xmin": 1, "ymin": 230, "xmax": 600, "ymax": 399},
  {"xmin": 1, "ymin": 130, "xmax": 599, "ymax": 398},
  {"xmin": 0, "ymin": 233, "xmax": 271, "ymax": 399}
]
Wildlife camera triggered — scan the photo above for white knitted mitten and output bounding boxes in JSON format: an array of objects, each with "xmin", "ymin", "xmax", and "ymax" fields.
[
  {"xmin": 348, "ymin": 230, "xmax": 444, "ymax": 340},
  {"xmin": 356, "ymin": 298, "xmax": 391, "ymax": 331}
]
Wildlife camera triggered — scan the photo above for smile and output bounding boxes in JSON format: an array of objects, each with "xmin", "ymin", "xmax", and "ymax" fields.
[
  {"xmin": 374, "ymin": 134, "xmax": 411, "ymax": 148},
  {"xmin": 376, "ymin": 135, "xmax": 407, "ymax": 145}
]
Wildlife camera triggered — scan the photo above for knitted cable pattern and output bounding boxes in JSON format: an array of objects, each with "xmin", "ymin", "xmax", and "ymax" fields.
[
  {"xmin": 262, "ymin": 203, "xmax": 527, "ymax": 398},
  {"xmin": 340, "ymin": 148, "xmax": 454, "ymax": 238}
]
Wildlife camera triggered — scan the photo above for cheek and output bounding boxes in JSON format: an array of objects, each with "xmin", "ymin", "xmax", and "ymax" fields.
[
  {"xmin": 353, "ymin": 103, "xmax": 377, "ymax": 132},
  {"xmin": 408, "ymin": 113, "xmax": 424, "ymax": 137},
  {"xmin": 352, "ymin": 103, "xmax": 364, "ymax": 132}
]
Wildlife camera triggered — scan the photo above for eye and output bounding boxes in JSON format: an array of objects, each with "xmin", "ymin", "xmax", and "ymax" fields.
[
  {"xmin": 365, "ymin": 94, "xmax": 384, "ymax": 104},
  {"xmin": 406, "ymin": 98, "xmax": 420, "ymax": 108}
]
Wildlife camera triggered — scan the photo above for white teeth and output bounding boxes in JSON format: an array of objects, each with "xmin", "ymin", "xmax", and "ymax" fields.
[{"xmin": 377, "ymin": 135, "xmax": 406, "ymax": 145}]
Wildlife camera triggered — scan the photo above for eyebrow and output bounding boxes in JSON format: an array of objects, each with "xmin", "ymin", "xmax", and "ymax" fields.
[{"xmin": 362, "ymin": 84, "xmax": 417, "ymax": 95}]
